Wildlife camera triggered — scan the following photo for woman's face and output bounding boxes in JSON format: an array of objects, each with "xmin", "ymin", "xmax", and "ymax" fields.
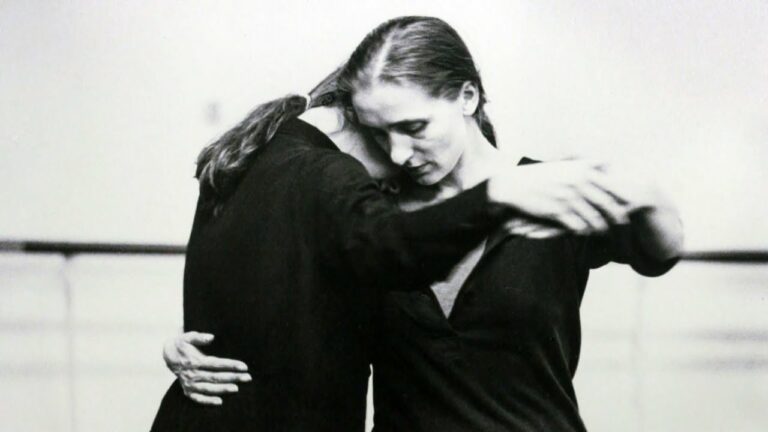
[{"xmin": 351, "ymin": 80, "xmax": 472, "ymax": 186}]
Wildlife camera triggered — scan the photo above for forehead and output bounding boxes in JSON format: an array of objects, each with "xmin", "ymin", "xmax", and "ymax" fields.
[{"xmin": 351, "ymin": 80, "xmax": 452, "ymax": 127}]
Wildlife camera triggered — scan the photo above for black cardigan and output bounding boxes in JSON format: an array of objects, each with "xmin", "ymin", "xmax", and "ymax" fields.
[{"xmin": 151, "ymin": 118, "xmax": 506, "ymax": 432}]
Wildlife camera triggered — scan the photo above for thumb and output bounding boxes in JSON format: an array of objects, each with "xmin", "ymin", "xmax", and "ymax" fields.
[{"xmin": 181, "ymin": 331, "xmax": 215, "ymax": 346}]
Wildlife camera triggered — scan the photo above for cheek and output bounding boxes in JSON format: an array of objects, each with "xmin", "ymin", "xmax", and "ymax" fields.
[
  {"xmin": 426, "ymin": 128, "xmax": 464, "ymax": 168},
  {"xmin": 421, "ymin": 118, "xmax": 453, "ymax": 148},
  {"xmin": 416, "ymin": 137, "xmax": 448, "ymax": 166}
]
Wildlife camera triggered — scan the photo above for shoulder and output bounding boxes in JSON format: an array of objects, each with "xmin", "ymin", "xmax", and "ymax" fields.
[
  {"xmin": 272, "ymin": 118, "xmax": 366, "ymax": 173},
  {"xmin": 306, "ymin": 150, "xmax": 374, "ymax": 196},
  {"xmin": 267, "ymin": 123, "xmax": 373, "ymax": 195},
  {"xmin": 262, "ymin": 118, "xmax": 366, "ymax": 179},
  {"xmin": 273, "ymin": 118, "xmax": 338, "ymax": 150}
]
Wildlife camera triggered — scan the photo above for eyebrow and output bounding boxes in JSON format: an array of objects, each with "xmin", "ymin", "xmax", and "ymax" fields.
[{"xmin": 357, "ymin": 115, "xmax": 429, "ymax": 131}]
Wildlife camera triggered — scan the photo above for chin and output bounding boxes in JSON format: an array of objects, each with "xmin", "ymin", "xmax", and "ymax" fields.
[
  {"xmin": 413, "ymin": 178, "xmax": 436, "ymax": 186},
  {"xmin": 411, "ymin": 171, "xmax": 444, "ymax": 186}
]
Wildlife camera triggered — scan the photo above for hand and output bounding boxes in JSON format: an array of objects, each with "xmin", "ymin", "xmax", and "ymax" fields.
[
  {"xmin": 598, "ymin": 162, "xmax": 661, "ymax": 212},
  {"xmin": 488, "ymin": 160, "xmax": 632, "ymax": 234},
  {"xmin": 163, "ymin": 331, "xmax": 252, "ymax": 406}
]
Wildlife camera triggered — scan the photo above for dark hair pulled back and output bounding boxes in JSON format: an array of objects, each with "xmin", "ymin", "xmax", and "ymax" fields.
[{"xmin": 337, "ymin": 16, "xmax": 497, "ymax": 146}]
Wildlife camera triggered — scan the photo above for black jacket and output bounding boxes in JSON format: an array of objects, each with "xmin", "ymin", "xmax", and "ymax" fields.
[{"xmin": 151, "ymin": 119, "xmax": 506, "ymax": 432}]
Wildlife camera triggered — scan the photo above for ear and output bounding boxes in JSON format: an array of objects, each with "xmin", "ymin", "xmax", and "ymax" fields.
[{"xmin": 459, "ymin": 81, "xmax": 480, "ymax": 116}]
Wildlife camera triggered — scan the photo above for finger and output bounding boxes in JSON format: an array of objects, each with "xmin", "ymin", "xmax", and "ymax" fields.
[
  {"xmin": 503, "ymin": 218, "xmax": 528, "ymax": 230},
  {"xmin": 508, "ymin": 223, "xmax": 538, "ymax": 235},
  {"xmin": 194, "ymin": 355, "xmax": 249, "ymax": 372},
  {"xmin": 180, "ymin": 368, "xmax": 251, "ymax": 384},
  {"xmin": 191, "ymin": 371, "xmax": 253, "ymax": 384},
  {"xmin": 522, "ymin": 223, "xmax": 567, "ymax": 238},
  {"xmin": 579, "ymin": 183, "xmax": 630, "ymax": 225},
  {"xmin": 567, "ymin": 196, "xmax": 609, "ymax": 233},
  {"xmin": 525, "ymin": 228, "xmax": 567, "ymax": 239},
  {"xmin": 507, "ymin": 221, "xmax": 548, "ymax": 236},
  {"xmin": 185, "ymin": 382, "xmax": 239, "ymax": 395},
  {"xmin": 180, "ymin": 331, "xmax": 215, "ymax": 346},
  {"xmin": 188, "ymin": 393, "xmax": 223, "ymax": 406},
  {"xmin": 588, "ymin": 171, "xmax": 632, "ymax": 205},
  {"xmin": 556, "ymin": 212, "xmax": 590, "ymax": 233}
]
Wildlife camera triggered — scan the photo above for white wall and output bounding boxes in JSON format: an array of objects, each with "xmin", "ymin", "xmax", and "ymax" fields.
[
  {"xmin": 0, "ymin": 253, "xmax": 184, "ymax": 432},
  {"xmin": 1, "ymin": 0, "xmax": 766, "ymax": 249}
]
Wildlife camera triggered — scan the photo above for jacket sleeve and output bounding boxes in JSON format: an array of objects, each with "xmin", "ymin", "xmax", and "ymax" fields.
[
  {"xmin": 308, "ymin": 151, "xmax": 506, "ymax": 291},
  {"xmin": 513, "ymin": 158, "xmax": 678, "ymax": 277},
  {"xmin": 579, "ymin": 223, "xmax": 679, "ymax": 277}
]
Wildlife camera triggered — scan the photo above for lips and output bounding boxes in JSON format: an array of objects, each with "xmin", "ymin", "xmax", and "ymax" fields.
[{"xmin": 407, "ymin": 163, "xmax": 430, "ymax": 177}]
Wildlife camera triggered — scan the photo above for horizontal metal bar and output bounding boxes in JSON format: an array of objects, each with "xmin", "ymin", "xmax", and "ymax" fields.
[
  {"xmin": 681, "ymin": 250, "xmax": 768, "ymax": 263},
  {"xmin": 0, "ymin": 240, "xmax": 185, "ymax": 255},
  {"xmin": 1, "ymin": 240, "xmax": 767, "ymax": 262}
]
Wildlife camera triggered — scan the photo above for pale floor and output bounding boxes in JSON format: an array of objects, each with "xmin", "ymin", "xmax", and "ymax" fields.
[{"xmin": 0, "ymin": 253, "xmax": 766, "ymax": 431}]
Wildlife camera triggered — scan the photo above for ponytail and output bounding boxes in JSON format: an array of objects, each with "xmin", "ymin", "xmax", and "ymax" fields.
[
  {"xmin": 196, "ymin": 65, "xmax": 343, "ymax": 216},
  {"xmin": 474, "ymin": 93, "xmax": 497, "ymax": 147},
  {"xmin": 477, "ymin": 110, "xmax": 497, "ymax": 147}
]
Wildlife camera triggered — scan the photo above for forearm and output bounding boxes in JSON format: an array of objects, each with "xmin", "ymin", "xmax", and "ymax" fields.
[{"xmin": 334, "ymin": 181, "xmax": 506, "ymax": 289}]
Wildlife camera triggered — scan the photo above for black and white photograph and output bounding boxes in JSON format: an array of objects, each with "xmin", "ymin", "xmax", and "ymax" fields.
[{"xmin": 1, "ymin": 1, "xmax": 766, "ymax": 431}]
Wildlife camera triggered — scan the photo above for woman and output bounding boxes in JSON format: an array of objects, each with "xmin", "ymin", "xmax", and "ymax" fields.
[
  {"xmin": 164, "ymin": 16, "xmax": 683, "ymax": 431},
  {"xmin": 150, "ymin": 38, "xmax": 558, "ymax": 432},
  {"xmin": 341, "ymin": 18, "xmax": 681, "ymax": 432}
]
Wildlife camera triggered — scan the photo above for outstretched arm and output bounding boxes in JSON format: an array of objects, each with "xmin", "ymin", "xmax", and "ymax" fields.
[{"xmin": 486, "ymin": 158, "xmax": 683, "ymax": 274}]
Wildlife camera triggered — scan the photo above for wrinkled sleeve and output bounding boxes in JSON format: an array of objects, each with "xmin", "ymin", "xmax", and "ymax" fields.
[{"xmin": 308, "ymin": 152, "xmax": 506, "ymax": 291}]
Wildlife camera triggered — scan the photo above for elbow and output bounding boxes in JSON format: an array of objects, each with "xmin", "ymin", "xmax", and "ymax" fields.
[{"xmin": 629, "ymin": 211, "xmax": 684, "ymax": 277}]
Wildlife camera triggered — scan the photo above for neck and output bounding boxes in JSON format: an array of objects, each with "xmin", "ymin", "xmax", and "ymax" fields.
[{"xmin": 433, "ymin": 125, "xmax": 504, "ymax": 200}]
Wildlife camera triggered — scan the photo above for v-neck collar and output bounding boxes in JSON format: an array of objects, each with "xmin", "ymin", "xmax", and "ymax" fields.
[
  {"xmin": 478, "ymin": 156, "xmax": 538, "ymax": 258},
  {"xmin": 428, "ymin": 155, "xmax": 538, "ymax": 323}
]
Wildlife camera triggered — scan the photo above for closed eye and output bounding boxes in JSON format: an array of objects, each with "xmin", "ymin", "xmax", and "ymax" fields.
[{"xmin": 396, "ymin": 121, "xmax": 427, "ymax": 135}]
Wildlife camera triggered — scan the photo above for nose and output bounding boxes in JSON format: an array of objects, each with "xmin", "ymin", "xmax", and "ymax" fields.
[{"xmin": 387, "ymin": 133, "xmax": 414, "ymax": 167}]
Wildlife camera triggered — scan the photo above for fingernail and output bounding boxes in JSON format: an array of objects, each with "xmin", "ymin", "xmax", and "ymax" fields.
[{"xmin": 243, "ymin": 374, "xmax": 252, "ymax": 382}]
